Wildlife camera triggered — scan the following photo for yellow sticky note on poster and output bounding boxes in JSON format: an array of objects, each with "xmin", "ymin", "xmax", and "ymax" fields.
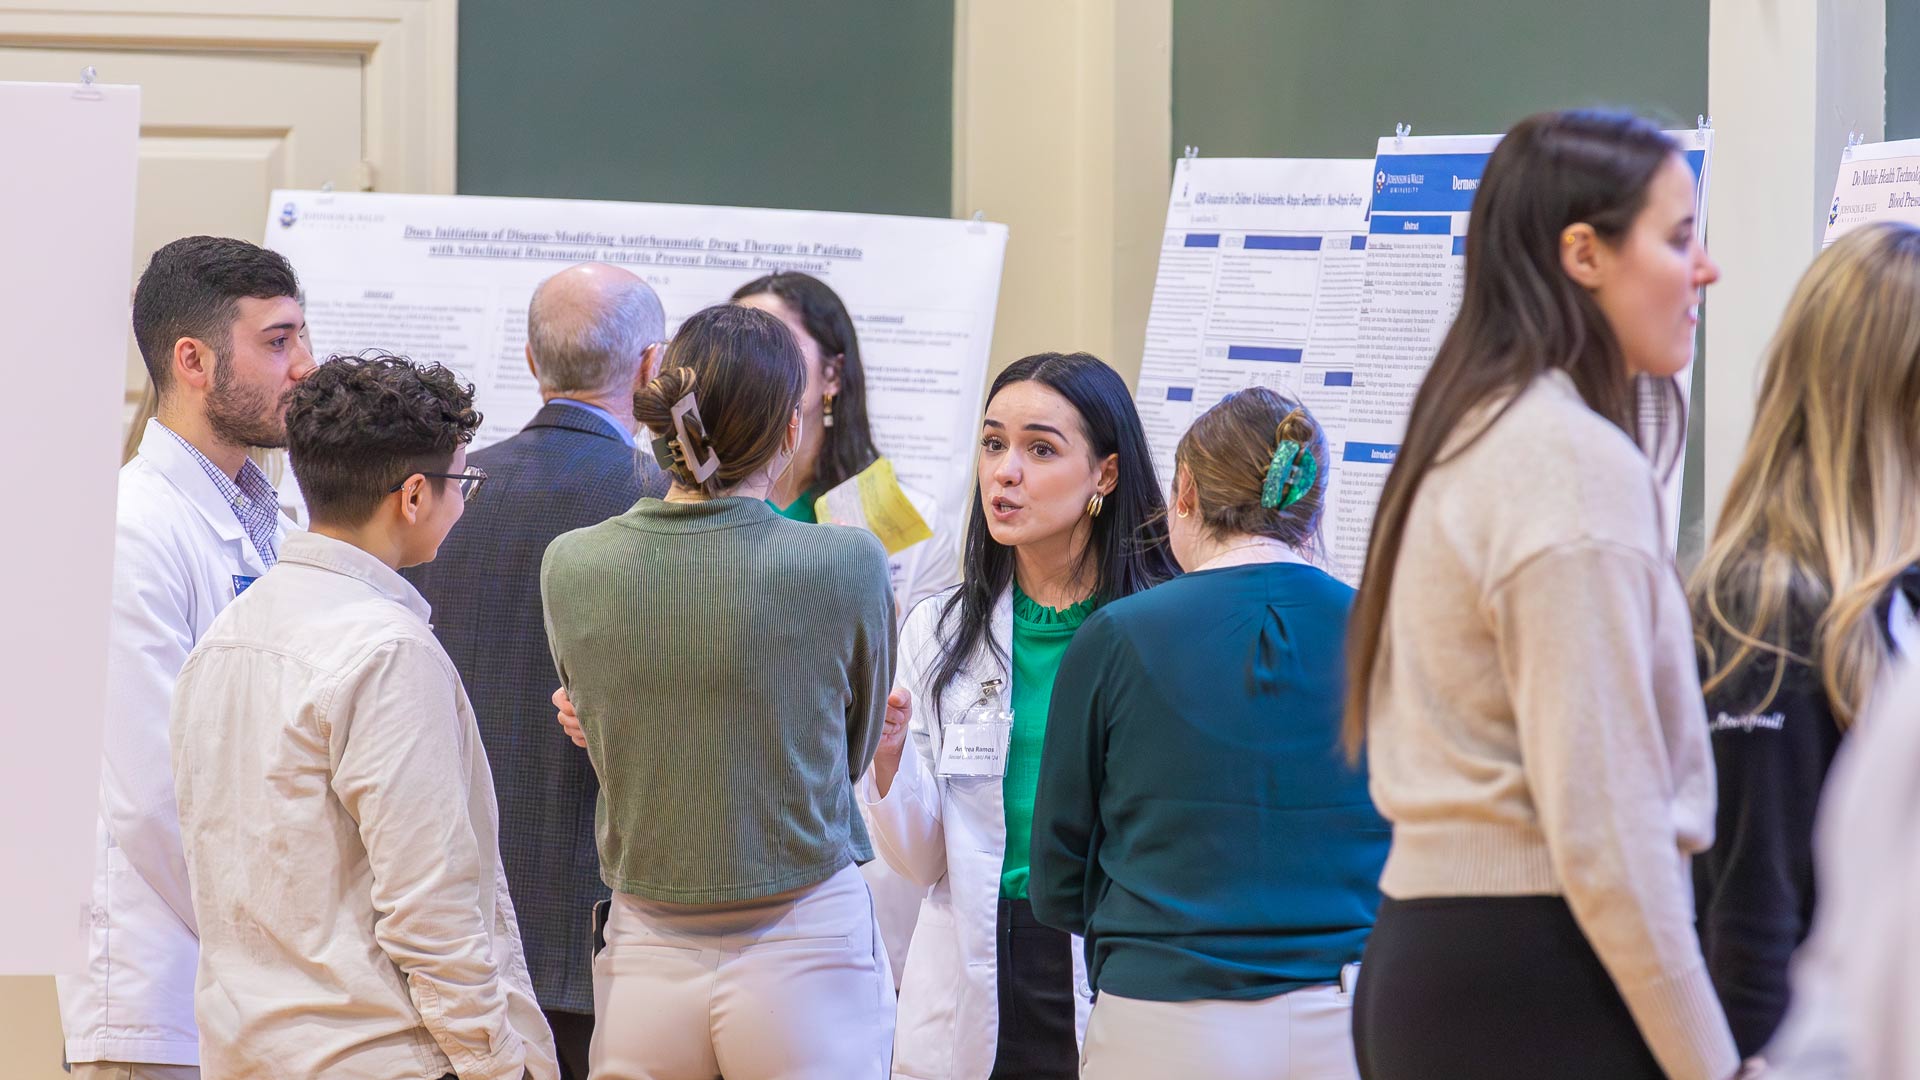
[{"xmin": 813, "ymin": 457, "xmax": 932, "ymax": 555}]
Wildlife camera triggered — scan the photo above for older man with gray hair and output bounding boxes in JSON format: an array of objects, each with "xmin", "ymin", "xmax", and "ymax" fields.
[{"xmin": 402, "ymin": 263, "xmax": 669, "ymax": 1078}]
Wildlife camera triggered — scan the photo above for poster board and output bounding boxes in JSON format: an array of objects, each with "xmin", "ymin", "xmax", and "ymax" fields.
[
  {"xmin": 1137, "ymin": 128, "xmax": 1713, "ymax": 582},
  {"xmin": 0, "ymin": 79, "xmax": 140, "ymax": 974},
  {"xmin": 263, "ymin": 192, "xmax": 1008, "ymax": 537}
]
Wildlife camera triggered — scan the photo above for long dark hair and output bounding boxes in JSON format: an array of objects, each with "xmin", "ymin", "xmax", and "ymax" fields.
[
  {"xmin": 1343, "ymin": 109, "xmax": 1685, "ymax": 757},
  {"xmin": 927, "ymin": 352, "xmax": 1178, "ymax": 713},
  {"xmin": 731, "ymin": 272, "xmax": 881, "ymax": 492}
]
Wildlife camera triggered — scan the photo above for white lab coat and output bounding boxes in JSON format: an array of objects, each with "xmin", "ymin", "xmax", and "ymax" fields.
[
  {"xmin": 56, "ymin": 420, "xmax": 285, "ymax": 1066},
  {"xmin": 862, "ymin": 486, "xmax": 963, "ymax": 983},
  {"xmin": 859, "ymin": 586, "xmax": 1094, "ymax": 1080},
  {"xmin": 887, "ymin": 487, "xmax": 963, "ymax": 625}
]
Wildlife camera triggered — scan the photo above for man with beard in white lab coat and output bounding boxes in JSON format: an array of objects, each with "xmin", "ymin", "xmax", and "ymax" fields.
[{"xmin": 56, "ymin": 235, "xmax": 313, "ymax": 1078}]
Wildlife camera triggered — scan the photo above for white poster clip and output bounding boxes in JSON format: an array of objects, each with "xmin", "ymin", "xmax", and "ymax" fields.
[
  {"xmin": 73, "ymin": 65, "xmax": 104, "ymax": 102},
  {"xmin": 1844, "ymin": 130, "xmax": 1863, "ymax": 161},
  {"xmin": 1394, "ymin": 122, "xmax": 1412, "ymax": 148},
  {"xmin": 1184, "ymin": 145, "xmax": 1199, "ymax": 162}
]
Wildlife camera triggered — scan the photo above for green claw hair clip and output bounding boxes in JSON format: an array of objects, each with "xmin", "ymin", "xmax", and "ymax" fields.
[{"xmin": 1261, "ymin": 440, "xmax": 1318, "ymax": 510}]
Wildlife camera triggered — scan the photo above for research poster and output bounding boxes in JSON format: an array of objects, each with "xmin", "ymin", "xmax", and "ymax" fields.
[
  {"xmin": 1823, "ymin": 137, "xmax": 1920, "ymax": 244},
  {"xmin": 0, "ymin": 80, "xmax": 140, "ymax": 974},
  {"xmin": 1132, "ymin": 157, "xmax": 1374, "ymax": 574},
  {"xmin": 1344, "ymin": 128, "xmax": 1710, "ymax": 578},
  {"xmin": 264, "ymin": 192, "xmax": 1008, "ymax": 534},
  {"xmin": 1332, "ymin": 134, "xmax": 1504, "ymax": 581},
  {"xmin": 1142, "ymin": 130, "xmax": 1712, "ymax": 582}
]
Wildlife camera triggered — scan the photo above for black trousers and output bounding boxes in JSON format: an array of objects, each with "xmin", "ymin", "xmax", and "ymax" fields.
[
  {"xmin": 988, "ymin": 897, "xmax": 1079, "ymax": 1080},
  {"xmin": 546, "ymin": 1008, "xmax": 595, "ymax": 1080},
  {"xmin": 1353, "ymin": 895, "xmax": 1666, "ymax": 1080}
]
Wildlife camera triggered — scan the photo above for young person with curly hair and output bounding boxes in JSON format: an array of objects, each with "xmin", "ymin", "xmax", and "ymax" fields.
[{"xmin": 170, "ymin": 353, "xmax": 559, "ymax": 1080}]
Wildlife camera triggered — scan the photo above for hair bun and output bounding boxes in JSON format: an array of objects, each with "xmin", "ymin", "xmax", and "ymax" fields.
[
  {"xmin": 634, "ymin": 366, "xmax": 696, "ymax": 435},
  {"xmin": 635, "ymin": 366, "xmax": 715, "ymax": 485},
  {"xmin": 1276, "ymin": 406, "xmax": 1317, "ymax": 448},
  {"xmin": 631, "ymin": 304, "xmax": 808, "ymax": 495}
]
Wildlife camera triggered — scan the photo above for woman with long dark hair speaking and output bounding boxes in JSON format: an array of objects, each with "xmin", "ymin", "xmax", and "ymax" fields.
[{"xmin": 861, "ymin": 352, "xmax": 1177, "ymax": 1080}]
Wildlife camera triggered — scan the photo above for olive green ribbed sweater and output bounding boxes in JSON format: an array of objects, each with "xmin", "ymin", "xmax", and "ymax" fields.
[{"xmin": 540, "ymin": 496, "xmax": 895, "ymax": 903}]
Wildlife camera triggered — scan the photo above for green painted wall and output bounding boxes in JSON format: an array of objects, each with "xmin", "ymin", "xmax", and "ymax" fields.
[
  {"xmin": 1171, "ymin": 0, "xmax": 1713, "ymax": 561},
  {"xmin": 1171, "ymin": 1, "xmax": 1708, "ymax": 158},
  {"xmin": 1891, "ymin": 0, "xmax": 1920, "ymax": 139},
  {"xmin": 458, "ymin": 0, "xmax": 954, "ymax": 218}
]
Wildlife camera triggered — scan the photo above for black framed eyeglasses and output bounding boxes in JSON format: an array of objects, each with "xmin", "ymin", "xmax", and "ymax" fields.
[{"xmin": 390, "ymin": 465, "xmax": 488, "ymax": 502}]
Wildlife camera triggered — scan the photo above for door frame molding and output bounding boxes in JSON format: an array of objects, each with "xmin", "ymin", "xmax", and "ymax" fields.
[{"xmin": 0, "ymin": 0, "xmax": 456, "ymax": 193}]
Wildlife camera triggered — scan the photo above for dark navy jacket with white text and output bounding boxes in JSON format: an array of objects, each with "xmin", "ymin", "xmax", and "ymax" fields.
[{"xmin": 1693, "ymin": 568, "xmax": 1920, "ymax": 1057}]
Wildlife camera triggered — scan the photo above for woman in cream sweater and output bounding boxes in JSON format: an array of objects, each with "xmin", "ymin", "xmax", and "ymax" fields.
[{"xmin": 1344, "ymin": 109, "xmax": 1740, "ymax": 1080}]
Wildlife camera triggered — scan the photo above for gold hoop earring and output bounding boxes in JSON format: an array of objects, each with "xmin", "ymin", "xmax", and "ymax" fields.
[
  {"xmin": 1176, "ymin": 505, "xmax": 1190, "ymax": 519},
  {"xmin": 1086, "ymin": 492, "xmax": 1105, "ymax": 518}
]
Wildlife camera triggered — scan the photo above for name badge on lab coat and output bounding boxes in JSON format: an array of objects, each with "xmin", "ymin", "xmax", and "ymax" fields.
[{"xmin": 937, "ymin": 719, "xmax": 1012, "ymax": 777}]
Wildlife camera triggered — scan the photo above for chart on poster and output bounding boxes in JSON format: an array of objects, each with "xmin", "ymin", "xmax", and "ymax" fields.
[{"xmin": 264, "ymin": 191, "xmax": 1007, "ymax": 536}]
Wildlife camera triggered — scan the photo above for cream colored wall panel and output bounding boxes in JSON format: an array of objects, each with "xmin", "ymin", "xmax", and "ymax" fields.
[
  {"xmin": 1704, "ymin": 0, "xmax": 1883, "ymax": 531},
  {"xmin": 0, "ymin": 0, "xmax": 455, "ymax": 194},
  {"xmin": 953, "ymin": 0, "xmax": 1171, "ymax": 389}
]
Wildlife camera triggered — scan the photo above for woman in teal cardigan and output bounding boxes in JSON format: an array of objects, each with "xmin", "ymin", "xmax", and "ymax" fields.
[{"xmin": 1030, "ymin": 388, "xmax": 1390, "ymax": 1080}]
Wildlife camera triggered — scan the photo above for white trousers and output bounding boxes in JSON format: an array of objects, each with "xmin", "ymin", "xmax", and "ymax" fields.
[
  {"xmin": 590, "ymin": 863, "xmax": 895, "ymax": 1080},
  {"xmin": 1080, "ymin": 984, "xmax": 1360, "ymax": 1080}
]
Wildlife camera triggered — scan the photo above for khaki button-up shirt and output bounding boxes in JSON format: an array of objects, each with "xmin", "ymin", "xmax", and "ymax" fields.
[{"xmin": 172, "ymin": 530, "xmax": 557, "ymax": 1079}]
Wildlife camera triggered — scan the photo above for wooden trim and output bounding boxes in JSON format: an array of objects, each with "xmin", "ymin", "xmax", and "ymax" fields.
[{"xmin": 0, "ymin": 0, "xmax": 457, "ymax": 193}]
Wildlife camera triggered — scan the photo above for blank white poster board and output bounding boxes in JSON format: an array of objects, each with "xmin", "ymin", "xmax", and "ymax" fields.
[{"xmin": 0, "ymin": 80, "xmax": 140, "ymax": 974}]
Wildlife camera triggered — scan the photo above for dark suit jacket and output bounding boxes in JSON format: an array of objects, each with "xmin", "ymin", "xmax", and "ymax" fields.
[{"xmin": 402, "ymin": 401, "xmax": 668, "ymax": 1015}]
